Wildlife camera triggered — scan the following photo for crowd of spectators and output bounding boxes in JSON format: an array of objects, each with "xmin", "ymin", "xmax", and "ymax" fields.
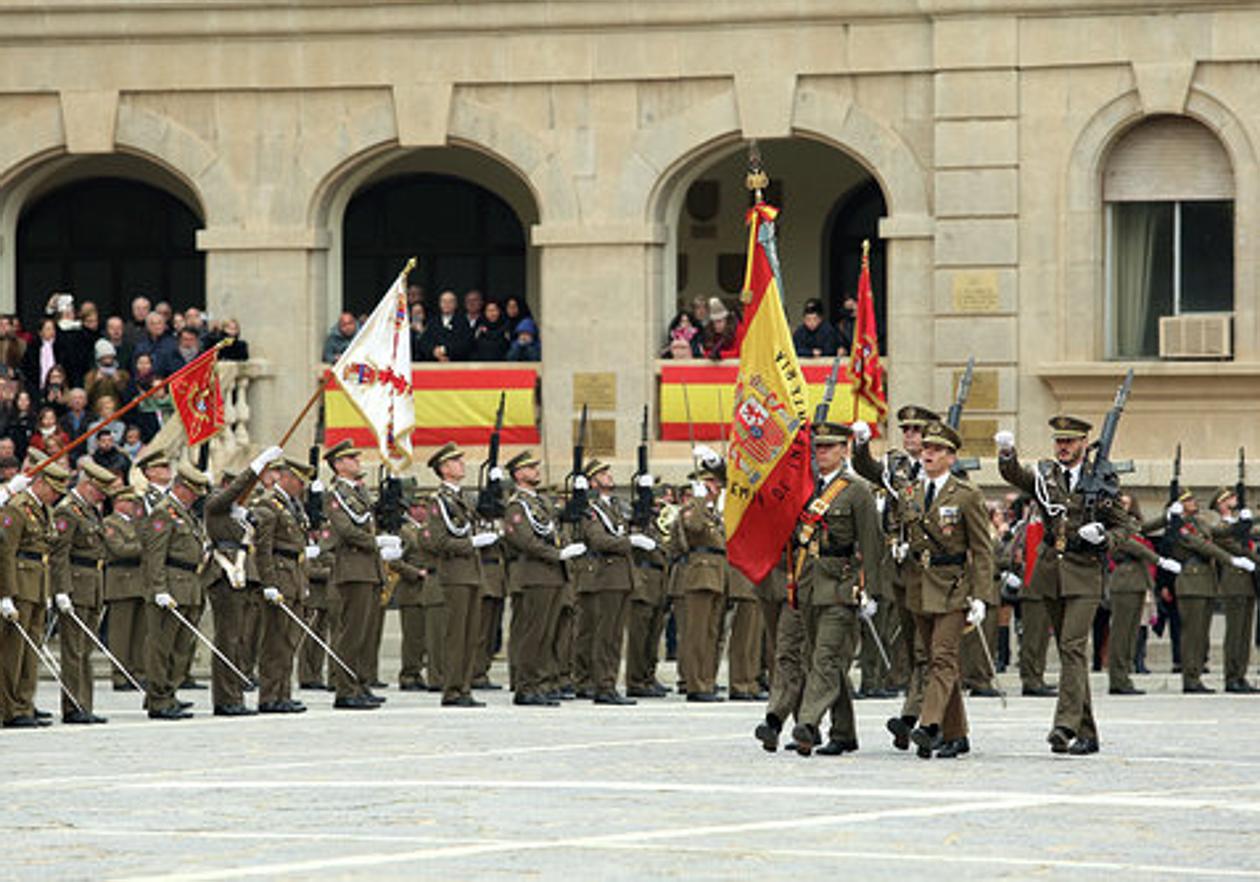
[
  {"xmin": 324, "ymin": 286, "xmax": 539, "ymax": 363},
  {"xmin": 791, "ymin": 296, "xmax": 859, "ymax": 359},
  {"xmin": 0, "ymin": 293, "xmax": 249, "ymax": 478},
  {"xmin": 661, "ymin": 295, "xmax": 744, "ymax": 361}
]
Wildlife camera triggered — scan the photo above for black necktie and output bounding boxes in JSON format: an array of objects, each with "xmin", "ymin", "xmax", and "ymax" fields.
[
  {"xmin": 1063, "ymin": 468, "xmax": 1073, "ymax": 492},
  {"xmin": 924, "ymin": 481, "xmax": 936, "ymax": 510},
  {"xmin": 815, "ymin": 477, "xmax": 825, "ymax": 497}
]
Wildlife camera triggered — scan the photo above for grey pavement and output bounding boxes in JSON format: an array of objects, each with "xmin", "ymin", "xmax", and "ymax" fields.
[{"xmin": 5, "ymin": 653, "xmax": 1260, "ymax": 882}]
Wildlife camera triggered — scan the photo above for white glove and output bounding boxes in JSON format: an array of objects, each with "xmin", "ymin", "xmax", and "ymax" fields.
[
  {"xmin": 471, "ymin": 531, "xmax": 499, "ymax": 549},
  {"xmin": 262, "ymin": 587, "xmax": 283, "ymax": 604},
  {"xmin": 1231, "ymin": 556, "xmax": 1256, "ymax": 573},
  {"xmin": 380, "ymin": 545, "xmax": 403, "ymax": 562},
  {"xmin": 851, "ymin": 420, "xmax": 871, "ymax": 445},
  {"xmin": 572, "ymin": 475, "xmax": 589, "ymax": 491},
  {"xmin": 305, "ymin": 545, "xmax": 321, "ymax": 560},
  {"xmin": 1167, "ymin": 501, "xmax": 1184, "ymax": 519},
  {"xmin": 310, "ymin": 479, "xmax": 325, "ymax": 494},
  {"xmin": 1004, "ymin": 572, "xmax": 1022, "ymax": 589},
  {"xmin": 892, "ymin": 542, "xmax": 909, "ymax": 564},
  {"xmin": 994, "ymin": 430, "xmax": 1015, "ymax": 454},
  {"xmin": 154, "ymin": 592, "xmax": 176, "ymax": 609},
  {"xmin": 54, "ymin": 593, "xmax": 72, "ymax": 612},
  {"xmin": 966, "ymin": 598, "xmax": 986, "ymax": 625},
  {"xmin": 1077, "ymin": 522, "xmax": 1106, "ymax": 545},
  {"xmin": 6, "ymin": 474, "xmax": 31, "ymax": 496},
  {"xmin": 1157, "ymin": 557, "xmax": 1182, "ymax": 574},
  {"xmin": 693, "ymin": 444, "xmax": 721, "ymax": 468},
  {"xmin": 0, "ymin": 597, "xmax": 15, "ymax": 620},
  {"xmin": 559, "ymin": 542, "xmax": 587, "ymax": 561},
  {"xmin": 858, "ymin": 592, "xmax": 877, "ymax": 619},
  {"xmin": 231, "ymin": 504, "xmax": 250, "ymax": 522},
  {"xmin": 875, "ymin": 494, "xmax": 886, "ymax": 516},
  {"xmin": 630, "ymin": 533, "xmax": 657, "ymax": 551},
  {"xmin": 488, "ymin": 466, "xmax": 504, "ymax": 483},
  {"xmin": 250, "ymin": 445, "xmax": 284, "ymax": 475},
  {"xmin": 635, "ymin": 474, "xmax": 654, "ymax": 488},
  {"xmin": 374, "ymin": 534, "xmax": 401, "ymax": 550},
  {"xmin": 1242, "ymin": 508, "xmax": 1253, "ymax": 521},
  {"xmin": 691, "ymin": 481, "xmax": 708, "ymax": 499}
]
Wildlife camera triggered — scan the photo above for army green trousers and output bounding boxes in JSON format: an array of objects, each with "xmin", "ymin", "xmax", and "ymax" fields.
[
  {"xmin": 671, "ymin": 597, "xmax": 687, "ymax": 689},
  {"xmin": 365, "ymin": 596, "xmax": 385, "ymax": 683},
  {"xmin": 239, "ymin": 589, "xmax": 262, "ymax": 678},
  {"xmin": 914, "ymin": 609, "xmax": 968, "ymax": 740},
  {"xmin": 0, "ymin": 598, "xmax": 45, "ymax": 721},
  {"xmin": 259, "ymin": 598, "xmax": 301, "ymax": 705},
  {"xmin": 798, "ymin": 604, "xmax": 859, "ymax": 742},
  {"xmin": 207, "ymin": 581, "xmax": 246, "ymax": 708},
  {"xmin": 1177, "ymin": 595, "xmax": 1213, "ymax": 688},
  {"xmin": 1019, "ymin": 597, "xmax": 1053, "ymax": 689},
  {"xmin": 1107, "ymin": 591, "xmax": 1145, "ymax": 691},
  {"xmin": 894, "ymin": 586, "xmax": 928, "ymax": 720},
  {"xmin": 172, "ymin": 601, "xmax": 204, "ymax": 687},
  {"xmin": 961, "ymin": 602, "xmax": 999, "ymax": 691},
  {"xmin": 727, "ymin": 598, "xmax": 763, "ymax": 695},
  {"xmin": 475, "ymin": 595, "xmax": 504, "ymax": 684},
  {"xmin": 298, "ymin": 605, "xmax": 332, "ymax": 686},
  {"xmin": 443, "ymin": 583, "xmax": 481, "ymax": 702},
  {"xmin": 397, "ymin": 604, "xmax": 426, "ymax": 687},
  {"xmin": 577, "ymin": 590, "xmax": 630, "ymax": 695},
  {"xmin": 331, "ymin": 581, "xmax": 377, "ymax": 700},
  {"xmin": 625, "ymin": 595, "xmax": 667, "ymax": 691},
  {"xmin": 106, "ymin": 597, "xmax": 147, "ymax": 688},
  {"xmin": 765, "ymin": 600, "xmax": 809, "ymax": 725},
  {"xmin": 682, "ymin": 590, "xmax": 723, "ymax": 695},
  {"xmin": 59, "ymin": 601, "xmax": 100, "ymax": 717},
  {"xmin": 511, "ymin": 586, "xmax": 563, "ymax": 697},
  {"xmin": 424, "ymin": 603, "xmax": 447, "ymax": 687},
  {"xmin": 1044, "ymin": 594, "xmax": 1099, "ymax": 740},
  {"xmin": 546, "ymin": 591, "xmax": 577, "ymax": 692},
  {"xmin": 1223, "ymin": 594, "xmax": 1256, "ymax": 685},
  {"xmin": 145, "ymin": 602, "xmax": 201, "ymax": 712}
]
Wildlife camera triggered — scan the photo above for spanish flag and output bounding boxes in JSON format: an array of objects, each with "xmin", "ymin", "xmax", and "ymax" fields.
[{"xmin": 724, "ymin": 202, "xmax": 813, "ymax": 583}]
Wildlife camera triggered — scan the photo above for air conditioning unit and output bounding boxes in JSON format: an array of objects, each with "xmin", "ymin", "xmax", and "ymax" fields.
[{"xmin": 1159, "ymin": 313, "xmax": 1233, "ymax": 359}]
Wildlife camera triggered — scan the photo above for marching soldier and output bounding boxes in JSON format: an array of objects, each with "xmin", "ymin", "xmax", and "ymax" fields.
[
  {"xmin": 625, "ymin": 494, "xmax": 671, "ymax": 699},
  {"xmin": 901, "ymin": 421, "xmax": 992, "ymax": 759},
  {"xmin": 393, "ymin": 481, "xmax": 431, "ymax": 691},
  {"xmin": 254, "ymin": 457, "xmax": 317, "ymax": 713},
  {"xmin": 0, "ymin": 464, "xmax": 69, "ymax": 728},
  {"xmin": 1106, "ymin": 493, "xmax": 1163, "ymax": 695},
  {"xmin": 678, "ymin": 459, "xmax": 727, "ymax": 702},
  {"xmin": 51, "ymin": 459, "xmax": 119, "ymax": 723},
  {"xmin": 136, "ymin": 449, "xmax": 173, "ymax": 515},
  {"xmin": 141, "ymin": 461, "xmax": 212, "ymax": 720},
  {"xmin": 726, "ymin": 562, "xmax": 765, "ymax": 701},
  {"xmin": 324, "ymin": 440, "xmax": 389, "ymax": 710},
  {"xmin": 998, "ymin": 416, "xmax": 1132, "ymax": 753},
  {"xmin": 473, "ymin": 536, "xmax": 507, "ymax": 691},
  {"xmin": 501, "ymin": 450, "xmax": 585, "ymax": 706},
  {"xmin": 422, "ymin": 442, "xmax": 493, "ymax": 707},
  {"xmin": 103, "ymin": 485, "xmax": 147, "ymax": 691},
  {"xmin": 1209, "ymin": 487, "xmax": 1260, "ymax": 693},
  {"xmin": 789, "ymin": 422, "xmax": 882, "ymax": 757}
]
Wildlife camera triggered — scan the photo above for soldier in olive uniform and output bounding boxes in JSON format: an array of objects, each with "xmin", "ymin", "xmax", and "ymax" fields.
[
  {"xmin": 324, "ymin": 440, "xmax": 388, "ymax": 709},
  {"xmin": 1162, "ymin": 489, "xmax": 1250, "ymax": 692},
  {"xmin": 254, "ymin": 457, "xmax": 316, "ymax": 713},
  {"xmin": 299, "ymin": 524, "xmax": 334, "ymax": 689},
  {"xmin": 895, "ymin": 422, "xmax": 993, "ymax": 759},
  {"xmin": 103, "ymin": 485, "xmax": 147, "ymax": 691},
  {"xmin": 501, "ymin": 450, "xmax": 585, "ymax": 705},
  {"xmin": 785, "ymin": 423, "xmax": 882, "ymax": 756},
  {"xmin": 422, "ymin": 442, "xmax": 492, "ymax": 707},
  {"xmin": 754, "ymin": 554, "xmax": 811, "ymax": 752},
  {"xmin": 997, "ymin": 416, "xmax": 1148, "ymax": 753},
  {"xmin": 142, "ymin": 461, "xmax": 212, "ymax": 720},
  {"xmin": 392, "ymin": 483, "xmax": 432, "ymax": 691},
  {"xmin": 1106, "ymin": 494, "xmax": 1164, "ymax": 695},
  {"xmin": 678, "ymin": 460, "xmax": 727, "ymax": 702},
  {"xmin": 726, "ymin": 563, "xmax": 765, "ymax": 701},
  {"xmin": 51, "ymin": 459, "xmax": 119, "ymax": 723},
  {"xmin": 0, "ymin": 464, "xmax": 69, "ymax": 727},
  {"xmin": 1209, "ymin": 487, "xmax": 1260, "ymax": 693},
  {"xmin": 626, "ymin": 495, "xmax": 671, "ymax": 699},
  {"xmin": 473, "ymin": 540, "xmax": 507, "ymax": 691}
]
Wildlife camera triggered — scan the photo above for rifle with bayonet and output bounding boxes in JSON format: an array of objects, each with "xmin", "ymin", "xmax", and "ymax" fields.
[
  {"xmin": 1077, "ymin": 368, "xmax": 1134, "ymax": 523},
  {"xmin": 946, "ymin": 356, "xmax": 980, "ymax": 475},
  {"xmin": 1236, "ymin": 447, "xmax": 1251, "ymax": 545},
  {"xmin": 305, "ymin": 444, "xmax": 325, "ymax": 530},
  {"xmin": 1153, "ymin": 443, "xmax": 1181, "ymax": 635},
  {"xmin": 631, "ymin": 405, "xmax": 653, "ymax": 530},
  {"xmin": 561, "ymin": 404, "xmax": 589, "ymax": 524},
  {"xmin": 476, "ymin": 391, "xmax": 507, "ymax": 520},
  {"xmin": 374, "ymin": 465, "xmax": 403, "ymax": 535}
]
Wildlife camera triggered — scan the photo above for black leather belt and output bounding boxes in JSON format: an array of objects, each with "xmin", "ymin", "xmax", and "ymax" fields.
[
  {"xmin": 108, "ymin": 559, "xmax": 140, "ymax": 570},
  {"xmin": 930, "ymin": 553, "xmax": 968, "ymax": 567},
  {"xmin": 70, "ymin": 555, "xmax": 104, "ymax": 570},
  {"xmin": 480, "ymin": 554, "xmax": 498, "ymax": 565},
  {"xmin": 17, "ymin": 550, "xmax": 45, "ymax": 562},
  {"xmin": 690, "ymin": 546, "xmax": 724, "ymax": 556},
  {"xmin": 819, "ymin": 543, "xmax": 855, "ymax": 559},
  {"xmin": 636, "ymin": 560, "xmax": 664, "ymax": 571},
  {"xmin": 275, "ymin": 548, "xmax": 301, "ymax": 561},
  {"xmin": 167, "ymin": 558, "xmax": 200, "ymax": 573},
  {"xmin": 1042, "ymin": 538, "xmax": 1102, "ymax": 557}
]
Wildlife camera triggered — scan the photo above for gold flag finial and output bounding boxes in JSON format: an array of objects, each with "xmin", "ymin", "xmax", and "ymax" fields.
[
  {"xmin": 745, "ymin": 140, "xmax": 769, "ymax": 201},
  {"xmin": 861, "ymin": 239, "xmax": 870, "ymax": 263}
]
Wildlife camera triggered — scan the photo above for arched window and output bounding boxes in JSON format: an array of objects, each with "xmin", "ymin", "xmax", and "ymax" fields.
[{"xmin": 1105, "ymin": 116, "xmax": 1234, "ymax": 359}]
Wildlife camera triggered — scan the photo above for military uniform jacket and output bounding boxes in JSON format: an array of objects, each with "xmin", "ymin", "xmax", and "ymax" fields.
[
  {"xmin": 0, "ymin": 491, "xmax": 56, "ymax": 604},
  {"xmin": 392, "ymin": 518, "xmax": 431, "ymax": 606},
  {"xmin": 102, "ymin": 512, "xmax": 144, "ymax": 601},
  {"xmin": 479, "ymin": 543, "xmax": 507, "ymax": 600},
  {"xmin": 142, "ymin": 494, "xmax": 210, "ymax": 606},
  {"xmin": 1165, "ymin": 513, "xmax": 1235, "ymax": 598},
  {"xmin": 502, "ymin": 489, "xmax": 567, "ymax": 590},
  {"xmin": 575, "ymin": 495, "xmax": 634, "ymax": 594},
  {"xmin": 899, "ymin": 473, "xmax": 994, "ymax": 614},
  {"xmin": 631, "ymin": 520, "xmax": 669, "ymax": 605},
  {"xmin": 800, "ymin": 473, "xmax": 882, "ymax": 607},
  {"xmin": 1210, "ymin": 518, "xmax": 1260, "ymax": 597},
  {"xmin": 253, "ymin": 487, "xmax": 310, "ymax": 604},
  {"xmin": 678, "ymin": 496, "xmax": 726, "ymax": 595},
  {"xmin": 204, "ymin": 469, "xmax": 261, "ymax": 589},
  {"xmin": 1108, "ymin": 524, "xmax": 1161, "ymax": 596},
  {"xmin": 50, "ymin": 490, "xmax": 106, "ymax": 608},
  {"xmin": 305, "ymin": 527, "xmax": 333, "ymax": 610},
  {"xmin": 420, "ymin": 483, "xmax": 481, "ymax": 589},
  {"xmin": 326, "ymin": 476, "xmax": 385, "ymax": 586},
  {"xmin": 853, "ymin": 441, "xmax": 919, "ymax": 588},
  {"xmin": 999, "ymin": 453, "xmax": 1127, "ymax": 600}
]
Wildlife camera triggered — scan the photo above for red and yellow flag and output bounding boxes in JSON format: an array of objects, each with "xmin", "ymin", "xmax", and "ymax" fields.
[
  {"xmin": 724, "ymin": 203, "xmax": 813, "ymax": 583},
  {"xmin": 848, "ymin": 242, "xmax": 887, "ymax": 419},
  {"xmin": 168, "ymin": 347, "xmax": 224, "ymax": 446}
]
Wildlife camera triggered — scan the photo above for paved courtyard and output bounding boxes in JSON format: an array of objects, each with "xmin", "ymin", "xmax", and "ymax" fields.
[{"xmin": 5, "ymin": 659, "xmax": 1260, "ymax": 882}]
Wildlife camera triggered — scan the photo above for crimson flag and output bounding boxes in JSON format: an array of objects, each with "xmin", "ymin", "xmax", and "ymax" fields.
[
  {"xmin": 168, "ymin": 348, "xmax": 225, "ymax": 446},
  {"xmin": 849, "ymin": 243, "xmax": 887, "ymax": 419}
]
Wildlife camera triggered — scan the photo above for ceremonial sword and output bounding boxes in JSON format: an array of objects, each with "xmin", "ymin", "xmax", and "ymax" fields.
[
  {"xmin": 55, "ymin": 595, "xmax": 144, "ymax": 693},
  {"xmin": 6, "ymin": 615, "xmax": 83, "ymax": 713},
  {"xmin": 272, "ymin": 598, "xmax": 359, "ymax": 684},
  {"xmin": 162, "ymin": 603, "xmax": 253, "ymax": 687}
]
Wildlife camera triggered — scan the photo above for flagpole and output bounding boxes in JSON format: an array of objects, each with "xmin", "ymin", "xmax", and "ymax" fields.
[
  {"xmin": 25, "ymin": 337, "xmax": 233, "ymax": 479},
  {"xmin": 850, "ymin": 239, "xmax": 869, "ymax": 424}
]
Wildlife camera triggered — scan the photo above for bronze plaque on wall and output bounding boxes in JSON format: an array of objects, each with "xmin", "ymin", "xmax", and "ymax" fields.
[
  {"xmin": 952, "ymin": 368, "xmax": 999, "ymax": 411},
  {"xmin": 574, "ymin": 418, "xmax": 616, "ymax": 457},
  {"xmin": 960, "ymin": 418, "xmax": 998, "ymax": 457},
  {"xmin": 573, "ymin": 372, "xmax": 617, "ymax": 411},
  {"xmin": 951, "ymin": 271, "xmax": 1001, "ymax": 313}
]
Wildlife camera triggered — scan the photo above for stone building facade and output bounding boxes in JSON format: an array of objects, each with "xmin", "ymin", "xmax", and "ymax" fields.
[{"xmin": 0, "ymin": 1, "xmax": 1255, "ymax": 490}]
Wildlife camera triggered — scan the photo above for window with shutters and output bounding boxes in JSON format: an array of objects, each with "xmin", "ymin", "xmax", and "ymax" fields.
[{"xmin": 1103, "ymin": 116, "xmax": 1235, "ymax": 359}]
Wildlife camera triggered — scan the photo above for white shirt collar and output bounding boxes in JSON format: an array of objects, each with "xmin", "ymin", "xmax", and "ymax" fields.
[
  {"xmin": 441, "ymin": 481, "xmax": 461, "ymax": 494},
  {"xmin": 820, "ymin": 468, "xmax": 842, "ymax": 486},
  {"xmin": 923, "ymin": 471, "xmax": 950, "ymax": 495}
]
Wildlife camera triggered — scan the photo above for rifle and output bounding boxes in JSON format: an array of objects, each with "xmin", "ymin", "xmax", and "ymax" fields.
[
  {"xmin": 1077, "ymin": 368, "xmax": 1134, "ymax": 523},
  {"xmin": 1154, "ymin": 442, "xmax": 1182, "ymax": 626},
  {"xmin": 476, "ymin": 391, "xmax": 507, "ymax": 520},
  {"xmin": 374, "ymin": 465, "xmax": 404, "ymax": 535},
  {"xmin": 631, "ymin": 405, "xmax": 653, "ymax": 529},
  {"xmin": 1236, "ymin": 447, "xmax": 1251, "ymax": 545},
  {"xmin": 561, "ymin": 404, "xmax": 589, "ymax": 524},
  {"xmin": 305, "ymin": 444, "xmax": 325, "ymax": 529},
  {"xmin": 947, "ymin": 356, "xmax": 980, "ymax": 475}
]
